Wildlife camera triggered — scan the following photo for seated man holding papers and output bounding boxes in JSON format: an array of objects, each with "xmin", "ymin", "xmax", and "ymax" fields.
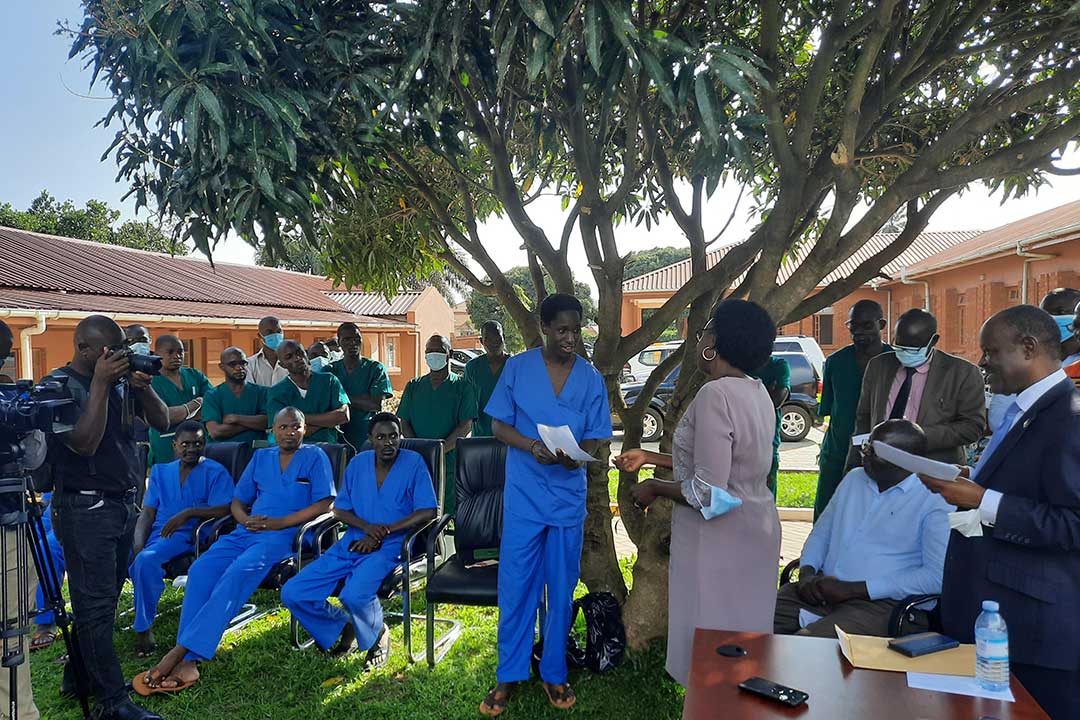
[{"xmin": 775, "ymin": 419, "xmax": 952, "ymax": 638}]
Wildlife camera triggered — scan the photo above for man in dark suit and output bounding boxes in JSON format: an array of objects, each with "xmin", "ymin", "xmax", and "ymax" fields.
[
  {"xmin": 853, "ymin": 308, "xmax": 985, "ymax": 465},
  {"xmin": 921, "ymin": 305, "xmax": 1080, "ymax": 720}
]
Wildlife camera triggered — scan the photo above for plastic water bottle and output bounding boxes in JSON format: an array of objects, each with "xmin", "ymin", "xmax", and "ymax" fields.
[{"xmin": 975, "ymin": 600, "xmax": 1009, "ymax": 691}]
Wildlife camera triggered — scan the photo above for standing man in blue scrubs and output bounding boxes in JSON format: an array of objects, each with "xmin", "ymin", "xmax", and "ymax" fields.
[
  {"xmin": 282, "ymin": 412, "xmax": 437, "ymax": 665},
  {"xmin": 479, "ymin": 294, "xmax": 612, "ymax": 716},
  {"xmin": 129, "ymin": 422, "xmax": 234, "ymax": 657},
  {"xmin": 135, "ymin": 407, "xmax": 335, "ymax": 694}
]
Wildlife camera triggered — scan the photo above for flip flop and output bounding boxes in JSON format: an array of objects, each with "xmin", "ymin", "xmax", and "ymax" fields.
[
  {"xmin": 542, "ymin": 682, "xmax": 576, "ymax": 711},
  {"xmin": 479, "ymin": 685, "xmax": 512, "ymax": 717},
  {"xmin": 30, "ymin": 629, "xmax": 58, "ymax": 652},
  {"xmin": 132, "ymin": 668, "xmax": 197, "ymax": 696}
]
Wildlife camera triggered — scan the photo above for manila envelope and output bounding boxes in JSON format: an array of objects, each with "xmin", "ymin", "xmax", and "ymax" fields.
[{"xmin": 836, "ymin": 626, "xmax": 976, "ymax": 677}]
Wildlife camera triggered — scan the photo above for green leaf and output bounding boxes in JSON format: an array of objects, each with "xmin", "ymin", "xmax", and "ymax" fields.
[
  {"xmin": 519, "ymin": 0, "xmax": 556, "ymax": 38},
  {"xmin": 711, "ymin": 60, "xmax": 758, "ymax": 109},
  {"xmin": 638, "ymin": 47, "xmax": 676, "ymax": 112},
  {"xmin": 600, "ymin": 0, "xmax": 636, "ymax": 52},
  {"xmin": 255, "ymin": 162, "xmax": 277, "ymax": 199},
  {"xmin": 459, "ymin": 71, "xmax": 469, "ymax": 87},
  {"xmin": 526, "ymin": 30, "xmax": 549, "ymax": 81},
  {"xmin": 194, "ymin": 84, "xmax": 225, "ymax": 128},
  {"xmin": 184, "ymin": 95, "xmax": 202, "ymax": 147},
  {"xmin": 716, "ymin": 52, "xmax": 769, "ymax": 93},
  {"xmin": 496, "ymin": 22, "xmax": 518, "ymax": 94},
  {"xmin": 161, "ymin": 84, "xmax": 190, "ymax": 120},
  {"xmin": 694, "ymin": 74, "xmax": 722, "ymax": 143},
  {"xmin": 584, "ymin": 1, "xmax": 603, "ymax": 74},
  {"xmin": 561, "ymin": 195, "xmax": 570, "ymax": 210}
]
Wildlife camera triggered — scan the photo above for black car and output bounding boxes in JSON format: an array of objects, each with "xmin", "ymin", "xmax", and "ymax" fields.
[{"xmin": 615, "ymin": 352, "xmax": 820, "ymax": 443}]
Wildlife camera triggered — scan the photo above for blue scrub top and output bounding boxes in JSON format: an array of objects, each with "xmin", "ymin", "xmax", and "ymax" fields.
[
  {"xmin": 144, "ymin": 458, "xmax": 235, "ymax": 536},
  {"xmin": 234, "ymin": 445, "xmax": 336, "ymax": 538},
  {"xmin": 334, "ymin": 448, "xmax": 438, "ymax": 545},
  {"xmin": 484, "ymin": 348, "xmax": 612, "ymax": 527}
]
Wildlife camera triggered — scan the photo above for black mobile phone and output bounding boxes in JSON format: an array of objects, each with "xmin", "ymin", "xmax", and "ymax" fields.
[
  {"xmin": 888, "ymin": 632, "xmax": 960, "ymax": 658},
  {"xmin": 738, "ymin": 677, "xmax": 809, "ymax": 708}
]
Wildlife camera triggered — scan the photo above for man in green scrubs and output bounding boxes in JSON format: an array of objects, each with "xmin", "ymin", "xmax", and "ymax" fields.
[
  {"xmin": 752, "ymin": 355, "xmax": 791, "ymax": 497},
  {"xmin": 328, "ymin": 322, "xmax": 393, "ymax": 451},
  {"xmin": 202, "ymin": 347, "xmax": 268, "ymax": 445},
  {"xmin": 398, "ymin": 334, "xmax": 478, "ymax": 513},
  {"xmin": 815, "ymin": 299, "xmax": 890, "ymax": 520},
  {"xmin": 148, "ymin": 335, "xmax": 212, "ymax": 465},
  {"xmin": 267, "ymin": 340, "xmax": 351, "ymax": 444},
  {"xmin": 463, "ymin": 321, "xmax": 509, "ymax": 437}
]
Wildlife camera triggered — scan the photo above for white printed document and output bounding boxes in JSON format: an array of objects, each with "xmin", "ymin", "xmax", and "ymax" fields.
[
  {"xmin": 536, "ymin": 424, "xmax": 600, "ymax": 463},
  {"xmin": 871, "ymin": 441, "xmax": 961, "ymax": 481},
  {"xmin": 906, "ymin": 672, "xmax": 1014, "ymax": 702}
]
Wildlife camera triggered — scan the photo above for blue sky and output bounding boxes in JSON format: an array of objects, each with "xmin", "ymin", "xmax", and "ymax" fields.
[{"xmin": 2, "ymin": 2, "xmax": 1079, "ymax": 280}]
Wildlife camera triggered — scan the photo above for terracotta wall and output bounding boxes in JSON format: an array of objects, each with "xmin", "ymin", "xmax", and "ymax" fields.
[
  {"xmin": 2, "ymin": 316, "xmax": 420, "ymax": 391},
  {"xmin": 407, "ymin": 287, "xmax": 455, "ymax": 349}
]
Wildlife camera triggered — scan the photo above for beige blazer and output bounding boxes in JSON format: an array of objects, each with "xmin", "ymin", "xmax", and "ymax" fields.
[{"xmin": 854, "ymin": 349, "xmax": 987, "ymax": 464}]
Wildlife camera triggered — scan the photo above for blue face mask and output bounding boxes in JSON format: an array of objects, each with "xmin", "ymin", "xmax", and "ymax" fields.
[
  {"xmin": 425, "ymin": 352, "xmax": 449, "ymax": 371},
  {"xmin": 895, "ymin": 346, "xmax": 932, "ymax": 369},
  {"xmin": 262, "ymin": 332, "xmax": 284, "ymax": 350},
  {"xmin": 129, "ymin": 342, "xmax": 151, "ymax": 356},
  {"xmin": 310, "ymin": 356, "xmax": 327, "ymax": 372},
  {"xmin": 700, "ymin": 486, "xmax": 743, "ymax": 520},
  {"xmin": 1052, "ymin": 315, "xmax": 1075, "ymax": 342}
]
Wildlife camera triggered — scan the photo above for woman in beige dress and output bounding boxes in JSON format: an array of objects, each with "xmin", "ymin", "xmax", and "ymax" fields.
[{"xmin": 614, "ymin": 299, "xmax": 782, "ymax": 688}]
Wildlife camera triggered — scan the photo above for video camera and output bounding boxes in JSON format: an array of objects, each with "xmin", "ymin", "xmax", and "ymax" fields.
[
  {"xmin": 0, "ymin": 377, "xmax": 79, "ymax": 468},
  {"xmin": 107, "ymin": 343, "xmax": 163, "ymax": 377}
]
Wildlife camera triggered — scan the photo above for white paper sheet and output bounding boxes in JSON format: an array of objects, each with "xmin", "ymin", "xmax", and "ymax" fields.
[
  {"xmin": 906, "ymin": 672, "xmax": 1015, "ymax": 702},
  {"xmin": 536, "ymin": 424, "xmax": 600, "ymax": 463},
  {"xmin": 851, "ymin": 433, "xmax": 871, "ymax": 447},
  {"xmin": 871, "ymin": 441, "xmax": 961, "ymax": 481},
  {"xmin": 798, "ymin": 608, "xmax": 823, "ymax": 629}
]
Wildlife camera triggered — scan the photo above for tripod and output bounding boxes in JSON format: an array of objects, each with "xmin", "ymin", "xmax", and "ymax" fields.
[{"xmin": 0, "ymin": 470, "xmax": 91, "ymax": 720}]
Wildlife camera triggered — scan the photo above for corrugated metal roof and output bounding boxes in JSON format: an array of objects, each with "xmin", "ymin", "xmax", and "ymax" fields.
[
  {"xmin": 0, "ymin": 288, "xmax": 402, "ymax": 326},
  {"xmin": 622, "ymin": 231, "xmax": 981, "ymax": 293},
  {"xmin": 0, "ymin": 226, "xmax": 342, "ymax": 311},
  {"xmin": 327, "ymin": 291, "xmax": 423, "ymax": 317},
  {"xmin": 904, "ymin": 200, "xmax": 1080, "ymax": 276}
]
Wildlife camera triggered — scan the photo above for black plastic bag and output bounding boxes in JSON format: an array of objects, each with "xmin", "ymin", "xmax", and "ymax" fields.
[{"xmin": 531, "ymin": 591, "xmax": 626, "ymax": 675}]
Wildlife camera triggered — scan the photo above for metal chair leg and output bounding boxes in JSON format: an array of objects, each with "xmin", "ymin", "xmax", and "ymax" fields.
[{"xmin": 291, "ymin": 615, "xmax": 317, "ymax": 650}]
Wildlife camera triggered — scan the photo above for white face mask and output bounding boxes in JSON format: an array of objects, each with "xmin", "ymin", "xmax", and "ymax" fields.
[
  {"xmin": 328, "ymin": 350, "xmax": 345, "ymax": 363},
  {"xmin": 425, "ymin": 352, "xmax": 449, "ymax": 371}
]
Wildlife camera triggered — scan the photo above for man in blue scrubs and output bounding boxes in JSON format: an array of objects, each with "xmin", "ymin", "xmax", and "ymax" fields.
[
  {"xmin": 129, "ymin": 421, "xmax": 234, "ymax": 657},
  {"xmin": 136, "ymin": 407, "xmax": 335, "ymax": 694},
  {"xmin": 282, "ymin": 412, "xmax": 437, "ymax": 664},
  {"xmin": 479, "ymin": 294, "xmax": 612, "ymax": 716}
]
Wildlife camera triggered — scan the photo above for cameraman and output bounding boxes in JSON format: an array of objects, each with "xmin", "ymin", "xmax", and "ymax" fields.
[
  {"xmin": 0, "ymin": 319, "xmax": 39, "ymax": 720},
  {"xmin": 49, "ymin": 316, "xmax": 168, "ymax": 720}
]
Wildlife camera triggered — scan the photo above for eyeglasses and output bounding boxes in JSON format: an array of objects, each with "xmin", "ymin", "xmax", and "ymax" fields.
[{"xmin": 695, "ymin": 324, "xmax": 715, "ymax": 342}]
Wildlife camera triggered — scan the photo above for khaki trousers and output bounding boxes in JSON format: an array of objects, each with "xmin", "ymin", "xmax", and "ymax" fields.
[{"xmin": 773, "ymin": 582, "xmax": 929, "ymax": 639}]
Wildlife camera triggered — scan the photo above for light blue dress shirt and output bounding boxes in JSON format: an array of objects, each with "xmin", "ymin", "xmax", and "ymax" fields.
[{"xmin": 800, "ymin": 467, "xmax": 953, "ymax": 600}]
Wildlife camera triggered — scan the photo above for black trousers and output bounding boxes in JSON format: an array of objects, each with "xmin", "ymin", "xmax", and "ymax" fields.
[{"xmin": 53, "ymin": 493, "xmax": 137, "ymax": 711}]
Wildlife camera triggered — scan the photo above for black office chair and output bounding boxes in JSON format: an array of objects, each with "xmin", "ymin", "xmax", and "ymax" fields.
[
  {"xmin": 778, "ymin": 556, "xmax": 941, "ymax": 636},
  {"xmin": 291, "ymin": 438, "xmax": 445, "ymax": 661},
  {"xmin": 424, "ymin": 437, "xmax": 506, "ymax": 666}
]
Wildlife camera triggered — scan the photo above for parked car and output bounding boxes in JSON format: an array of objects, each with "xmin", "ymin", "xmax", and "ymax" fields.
[
  {"xmin": 774, "ymin": 336, "xmax": 825, "ymax": 378},
  {"xmin": 622, "ymin": 340, "xmax": 683, "ymax": 383},
  {"xmin": 450, "ymin": 348, "xmax": 482, "ymax": 375},
  {"xmin": 772, "ymin": 352, "xmax": 822, "ymax": 442},
  {"xmin": 613, "ymin": 352, "xmax": 821, "ymax": 443}
]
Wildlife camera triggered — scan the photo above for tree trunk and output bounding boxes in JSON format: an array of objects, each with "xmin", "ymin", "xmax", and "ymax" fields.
[
  {"xmin": 621, "ymin": 498, "xmax": 672, "ymax": 649},
  {"xmin": 580, "ymin": 440, "xmax": 627, "ymax": 600}
]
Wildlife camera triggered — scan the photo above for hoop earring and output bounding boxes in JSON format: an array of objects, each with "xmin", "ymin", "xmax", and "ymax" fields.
[{"xmin": 701, "ymin": 347, "xmax": 717, "ymax": 362}]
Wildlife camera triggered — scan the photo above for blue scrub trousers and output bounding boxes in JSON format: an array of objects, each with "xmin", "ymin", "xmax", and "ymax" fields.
[
  {"xmin": 129, "ymin": 533, "xmax": 194, "ymax": 632},
  {"xmin": 175, "ymin": 529, "xmax": 293, "ymax": 662},
  {"xmin": 282, "ymin": 541, "xmax": 398, "ymax": 652},
  {"xmin": 35, "ymin": 525, "xmax": 65, "ymax": 626},
  {"xmin": 496, "ymin": 514, "xmax": 583, "ymax": 685}
]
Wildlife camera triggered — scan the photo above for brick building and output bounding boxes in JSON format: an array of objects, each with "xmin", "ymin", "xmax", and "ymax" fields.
[
  {"xmin": 0, "ymin": 226, "xmax": 444, "ymax": 390},
  {"xmin": 621, "ymin": 200, "xmax": 1080, "ymax": 363}
]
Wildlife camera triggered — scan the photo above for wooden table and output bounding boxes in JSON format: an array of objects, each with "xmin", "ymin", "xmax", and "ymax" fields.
[{"xmin": 683, "ymin": 630, "xmax": 1049, "ymax": 719}]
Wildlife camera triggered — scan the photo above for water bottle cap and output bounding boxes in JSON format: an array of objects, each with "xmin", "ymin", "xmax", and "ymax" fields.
[{"xmin": 982, "ymin": 600, "xmax": 999, "ymax": 612}]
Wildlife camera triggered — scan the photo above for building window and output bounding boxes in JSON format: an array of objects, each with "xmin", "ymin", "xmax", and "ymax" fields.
[
  {"xmin": 814, "ymin": 313, "xmax": 834, "ymax": 346},
  {"xmin": 1007, "ymin": 287, "xmax": 1020, "ymax": 301},
  {"xmin": 384, "ymin": 336, "xmax": 398, "ymax": 369}
]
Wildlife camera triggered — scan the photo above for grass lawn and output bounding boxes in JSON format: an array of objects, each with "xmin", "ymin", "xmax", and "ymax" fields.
[
  {"xmin": 32, "ymin": 561, "xmax": 684, "ymax": 720},
  {"xmin": 609, "ymin": 468, "xmax": 818, "ymax": 510}
]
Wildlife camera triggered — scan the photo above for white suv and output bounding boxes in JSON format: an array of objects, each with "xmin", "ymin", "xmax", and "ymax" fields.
[
  {"xmin": 774, "ymin": 336, "xmax": 825, "ymax": 377},
  {"xmin": 622, "ymin": 341, "xmax": 683, "ymax": 383}
]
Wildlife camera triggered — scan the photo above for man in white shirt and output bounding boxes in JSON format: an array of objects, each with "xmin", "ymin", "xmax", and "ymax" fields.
[
  {"xmin": 247, "ymin": 316, "xmax": 289, "ymax": 387},
  {"xmin": 921, "ymin": 305, "xmax": 1080, "ymax": 720}
]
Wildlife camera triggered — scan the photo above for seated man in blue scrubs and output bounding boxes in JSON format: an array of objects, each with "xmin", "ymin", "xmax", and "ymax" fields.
[
  {"xmin": 129, "ymin": 421, "xmax": 234, "ymax": 657},
  {"xmin": 479, "ymin": 294, "xmax": 612, "ymax": 716},
  {"xmin": 267, "ymin": 340, "xmax": 351, "ymax": 444},
  {"xmin": 136, "ymin": 407, "xmax": 335, "ymax": 694},
  {"xmin": 282, "ymin": 412, "xmax": 437, "ymax": 665}
]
